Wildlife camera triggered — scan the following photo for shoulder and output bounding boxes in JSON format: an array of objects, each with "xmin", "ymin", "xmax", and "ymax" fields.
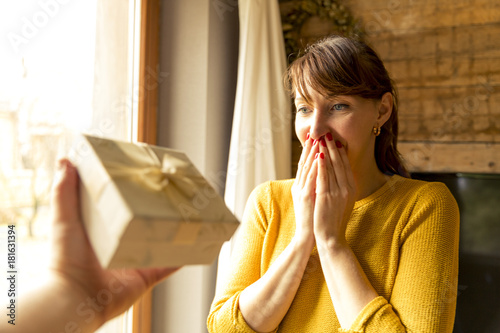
[
  {"xmin": 371, "ymin": 175, "xmax": 459, "ymax": 226},
  {"xmin": 356, "ymin": 175, "xmax": 456, "ymax": 211},
  {"xmin": 243, "ymin": 179, "xmax": 295, "ymax": 231},
  {"xmin": 397, "ymin": 176, "xmax": 457, "ymax": 210},
  {"xmin": 245, "ymin": 179, "xmax": 295, "ymax": 221},
  {"xmin": 385, "ymin": 175, "xmax": 457, "ymax": 206},
  {"xmin": 392, "ymin": 176, "xmax": 460, "ymax": 235},
  {"xmin": 248, "ymin": 179, "xmax": 294, "ymax": 202}
]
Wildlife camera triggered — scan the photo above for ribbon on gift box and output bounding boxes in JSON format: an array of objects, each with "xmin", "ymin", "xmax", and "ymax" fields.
[
  {"xmin": 100, "ymin": 144, "xmax": 207, "ymax": 244},
  {"xmin": 102, "ymin": 146, "xmax": 207, "ymax": 216},
  {"xmin": 104, "ymin": 154, "xmax": 199, "ymax": 199}
]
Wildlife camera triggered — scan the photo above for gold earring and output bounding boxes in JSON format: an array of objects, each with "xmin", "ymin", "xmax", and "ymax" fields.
[{"xmin": 373, "ymin": 126, "xmax": 381, "ymax": 136}]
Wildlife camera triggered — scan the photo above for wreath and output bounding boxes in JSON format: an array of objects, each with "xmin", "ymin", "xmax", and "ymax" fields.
[{"xmin": 280, "ymin": 0, "xmax": 364, "ymax": 61}]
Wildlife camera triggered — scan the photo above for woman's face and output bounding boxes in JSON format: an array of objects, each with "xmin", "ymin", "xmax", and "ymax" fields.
[{"xmin": 294, "ymin": 87, "xmax": 392, "ymax": 174}]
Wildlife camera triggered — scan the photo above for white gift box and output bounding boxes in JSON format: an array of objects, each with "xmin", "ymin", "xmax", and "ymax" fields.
[{"xmin": 70, "ymin": 134, "xmax": 239, "ymax": 268}]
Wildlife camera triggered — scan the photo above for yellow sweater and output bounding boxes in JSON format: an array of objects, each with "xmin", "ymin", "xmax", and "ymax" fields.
[{"xmin": 207, "ymin": 175, "xmax": 460, "ymax": 332}]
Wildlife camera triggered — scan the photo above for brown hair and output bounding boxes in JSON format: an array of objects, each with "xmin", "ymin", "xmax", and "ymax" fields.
[{"xmin": 285, "ymin": 35, "xmax": 410, "ymax": 178}]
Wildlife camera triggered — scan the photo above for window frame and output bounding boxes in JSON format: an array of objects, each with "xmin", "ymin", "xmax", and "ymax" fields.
[{"xmin": 132, "ymin": 0, "xmax": 160, "ymax": 332}]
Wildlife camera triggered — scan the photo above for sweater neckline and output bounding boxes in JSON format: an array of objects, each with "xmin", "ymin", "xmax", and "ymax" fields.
[{"xmin": 353, "ymin": 174, "xmax": 402, "ymax": 209}]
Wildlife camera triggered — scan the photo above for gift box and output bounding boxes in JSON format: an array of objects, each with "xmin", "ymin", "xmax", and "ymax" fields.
[{"xmin": 70, "ymin": 134, "xmax": 239, "ymax": 268}]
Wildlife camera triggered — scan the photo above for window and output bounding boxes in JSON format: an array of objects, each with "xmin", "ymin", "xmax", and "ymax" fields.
[{"xmin": 0, "ymin": 0, "xmax": 155, "ymax": 331}]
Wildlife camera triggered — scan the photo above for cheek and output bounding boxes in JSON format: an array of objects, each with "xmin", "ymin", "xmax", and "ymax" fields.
[
  {"xmin": 342, "ymin": 130, "xmax": 374, "ymax": 167},
  {"xmin": 295, "ymin": 119, "xmax": 308, "ymax": 145}
]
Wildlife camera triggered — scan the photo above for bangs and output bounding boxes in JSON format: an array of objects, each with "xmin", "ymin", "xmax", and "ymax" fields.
[
  {"xmin": 287, "ymin": 58, "xmax": 318, "ymax": 105},
  {"xmin": 285, "ymin": 36, "xmax": 388, "ymax": 103}
]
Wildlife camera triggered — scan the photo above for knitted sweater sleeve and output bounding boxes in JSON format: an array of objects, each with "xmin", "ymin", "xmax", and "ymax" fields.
[
  {"xmin": 342, "ymin": 182, "xmax": 460, "ymax": 333},
  {"xmin": 207, "ymin": 182, "xmax": 275, "ymax": 333}
]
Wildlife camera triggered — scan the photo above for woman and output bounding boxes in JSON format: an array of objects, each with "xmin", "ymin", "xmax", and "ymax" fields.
[{"xmin": 207, "ymin": 35, "xmax": 459, "ymax": 332}]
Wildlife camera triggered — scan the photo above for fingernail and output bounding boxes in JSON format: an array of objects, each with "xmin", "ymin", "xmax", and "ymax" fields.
[
  {"xmin": 319, "ymin": 152, "xmax": 324, "ymax": 159},
  {"xmin": 335, "ymin": 140, "xmax": 343, "ymax": 149},
  {"xmin": 315, "ymin": 153, "xmax": 318, "ymax": 159},
  {"xmin": 313, "ymin": 139, "xmax": 317, "ymax": 146},
  {"xmin": 306, "ymin": 133, "xmax": 310, "ymax": 140},
  {"xmin": 321, "ymin": 139, "xmax": 326, "ymax": 147},
  {"xmin": 326, "ymin": 133, "xmax": 333, "ymax": 141}
]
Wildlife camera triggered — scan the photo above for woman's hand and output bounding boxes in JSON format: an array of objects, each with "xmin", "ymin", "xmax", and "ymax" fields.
[
  {"xmin": 291, "ymin": 134, "xmax": 319, "ymax": 244},
  {"xmin": 313, "ymin": 134, "xmax": 357, "ymax": 248},
  {"xmin": 238, "ymin": 137, "xmax": 319, "ymax": 332},
  {"xmin": 311, "ymin": 135, "xmax": 379, "ymax": 328}
]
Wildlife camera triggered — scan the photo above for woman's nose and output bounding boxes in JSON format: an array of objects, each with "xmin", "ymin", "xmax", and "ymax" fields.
[{"xmin": 309, "ymin": 112, "xmax": 329, "ymax": 140}]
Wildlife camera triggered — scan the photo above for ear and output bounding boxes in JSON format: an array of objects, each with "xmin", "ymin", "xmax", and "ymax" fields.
[{"xmin": 376, "ymin": 92, "xmax": 393, "ymax": 126}]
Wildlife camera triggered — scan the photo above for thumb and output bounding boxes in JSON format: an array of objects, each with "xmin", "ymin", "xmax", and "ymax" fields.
[{"xmin": 51, "ymin": 158, "xmax": 80, "ymax": 225}]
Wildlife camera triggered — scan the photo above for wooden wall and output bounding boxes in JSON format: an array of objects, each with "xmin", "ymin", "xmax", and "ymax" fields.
[{"xmin": 287, "ymin": 0, "xmax": 500, "ymax": 174}]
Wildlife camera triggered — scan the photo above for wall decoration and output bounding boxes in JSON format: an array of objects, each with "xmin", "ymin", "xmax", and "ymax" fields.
[{"xmin": 279, "ymin": 0, "xmax": 363, "ymax": 61}]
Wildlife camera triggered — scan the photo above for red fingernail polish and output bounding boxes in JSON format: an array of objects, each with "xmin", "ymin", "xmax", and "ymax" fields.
[
  {"xmin": 306, "ymin": 133, "xmax": 310, "ymax": 140},
  {"xmin": 326, "ymin": 133, "xmax": 333, "ymax": 141},
  {"xmin": 320, "ymin": 152, "xmax": 324, "ymax": 159},
  {"xmin": 335, "ymin": 140, "xmax": 343, "ymax": 148},
  {"xmin": 315, "ymin": 153, "xmax": 318, "ymax": 159},
  {"xmin": 313, "ymin": 139, "xmax": 317, "ymax": 146},
  {"xmin": 321, "ymin": 139, "xmax": 326, "ymax": 147}
]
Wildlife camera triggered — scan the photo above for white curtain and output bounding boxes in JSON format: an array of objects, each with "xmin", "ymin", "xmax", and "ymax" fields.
[{"xmin": 218, "ymin": 0, "xmax": 291, "ymax": 289}]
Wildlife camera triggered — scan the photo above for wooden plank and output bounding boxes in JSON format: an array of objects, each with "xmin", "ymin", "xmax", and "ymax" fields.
[
  {"xmin": 399, "ymin": 142, "xmax": 500, "ymax": 173},
  {"xmin": 372, "ymin": 24, "xmax": 500, "ymax": 62},
  {"xmin": 385, "ymin": 57, "xmax": 500, "ymax": 89},
  {"xmin": 350, "ymin": 0, "xmax": 500, "ymax": 33},
  {"xmin": 350, "ymin": 0, "xmax": 496, "ymax": 13},
  {"xmin": 397, "ymin": 86, "xmax": 500, "ymax": 142}
]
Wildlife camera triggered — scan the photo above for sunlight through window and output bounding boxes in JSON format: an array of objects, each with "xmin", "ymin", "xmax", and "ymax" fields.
[{"xmin": 0, "ymin": 0, "xmax": 139, "ymax": 331}]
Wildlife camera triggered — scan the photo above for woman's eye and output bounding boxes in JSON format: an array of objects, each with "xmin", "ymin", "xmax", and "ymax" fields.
[
  {"xmin": 332, "ymin": 104, "xmax": 348, "ymax": 111},
  {"xmin": 296, "ymin": 106, "xmax": 310, "ymax": 114}
]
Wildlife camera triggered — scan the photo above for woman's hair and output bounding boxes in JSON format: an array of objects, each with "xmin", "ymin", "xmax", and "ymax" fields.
[{"xmin": 285, "ymin": 35, "xmax": 410, "ymax": 178}]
